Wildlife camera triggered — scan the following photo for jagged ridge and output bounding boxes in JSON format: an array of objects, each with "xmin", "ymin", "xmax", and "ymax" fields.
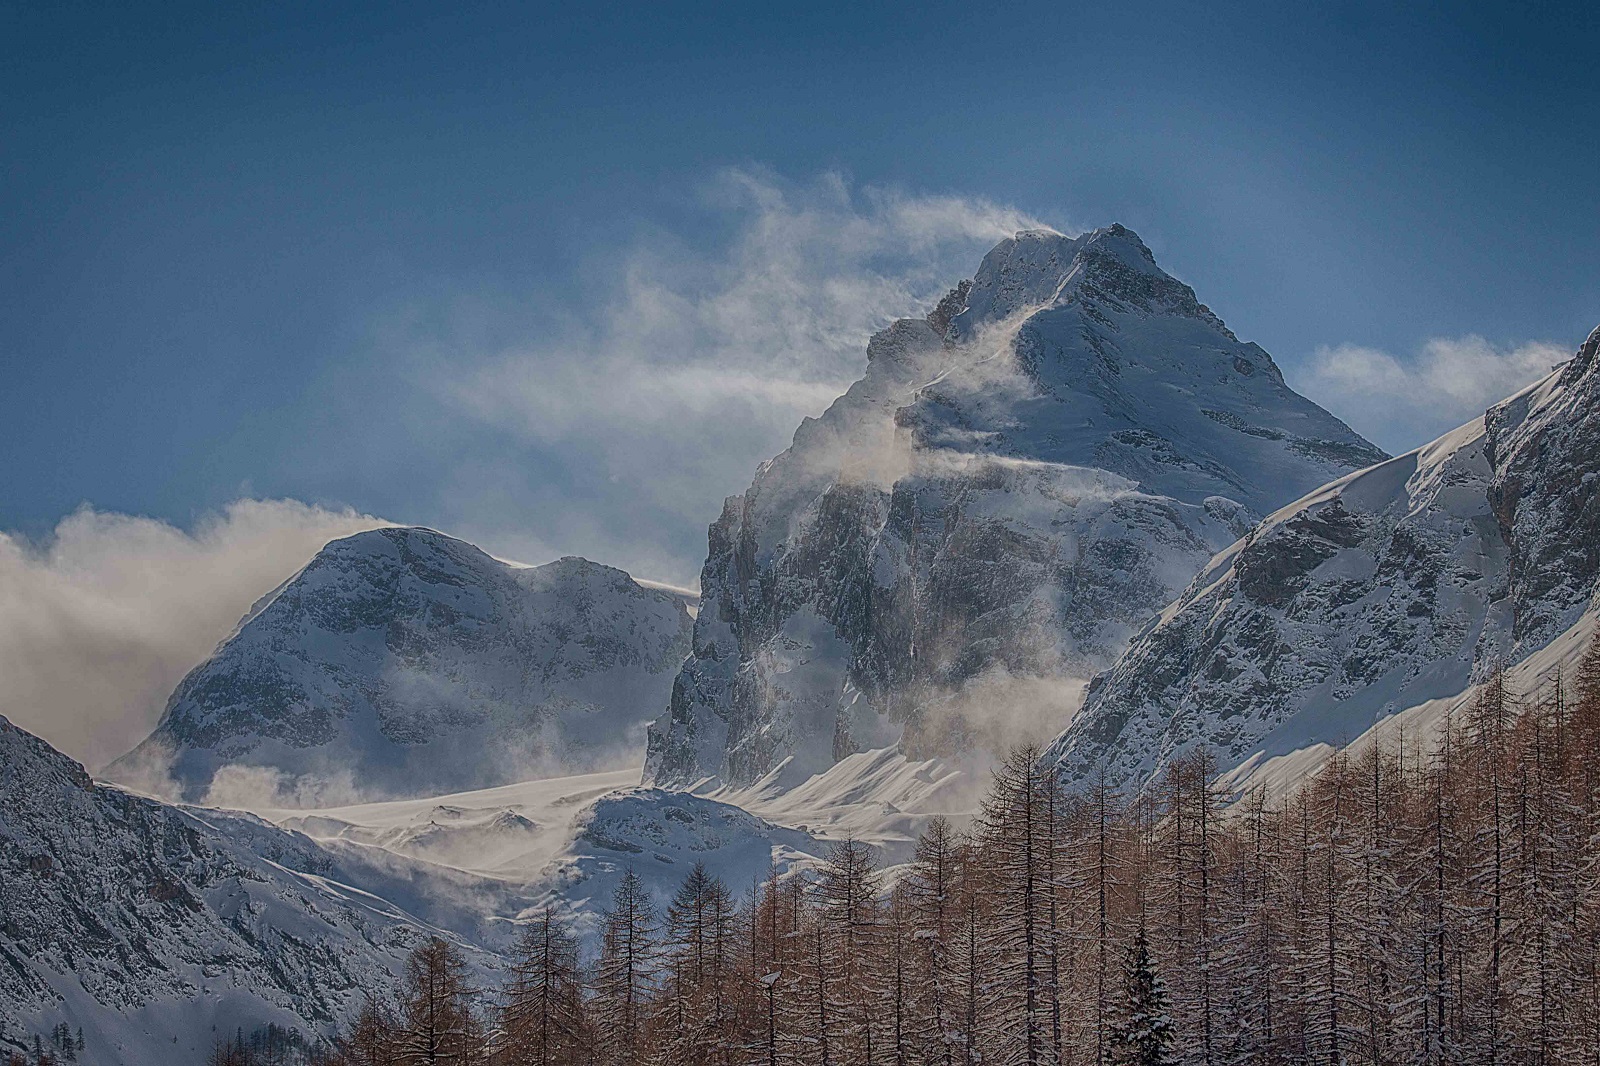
[{"xmin": 0, "ymin": 715, "xmax": 497, "ymax": 1064}]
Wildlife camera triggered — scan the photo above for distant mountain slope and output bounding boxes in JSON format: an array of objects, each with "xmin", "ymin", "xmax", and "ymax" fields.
[
  {"xmin": 1045, "ymin": 325, "xmax": 1599, "ymax": 794},
  {"xmin": 113, "ymin": 527, "xmax": 693, "ymax": 801},
  {"xmin": 0, "ymin": 715, "xmax": 502, "ymax": 1066},
  {"xmin": 647, "ymin": 225, "xmax": 1384, "ymax": 790}
]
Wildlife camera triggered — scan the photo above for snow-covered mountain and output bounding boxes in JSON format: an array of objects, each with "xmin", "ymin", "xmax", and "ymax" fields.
[
  {"xmin": 1044, "ymin": 324, "xmax": 1600, "ymax": 795},
  {"xmin": 646, "ymin": 226, "xmax": 1385, "ymax": 790},
  {"xmin": 113, "ymin": 527, "xmax": 694, "ymax": 801},
  {"xmin": 0, "ymin": 715, "xmax": 508, "ymax": 1065}
]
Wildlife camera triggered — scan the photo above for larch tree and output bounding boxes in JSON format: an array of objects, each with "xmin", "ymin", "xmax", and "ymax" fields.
[
  {"xmin": 592, "ymin": 869, "xmax": 659, "ymax": 1066},
  {"xmin": 392, "ymin": 937, "xmax": 480, "ymax": 1066},
  {"xmin": 499, "ymin": 906, "xmax": 584, "ymax": 1066}
]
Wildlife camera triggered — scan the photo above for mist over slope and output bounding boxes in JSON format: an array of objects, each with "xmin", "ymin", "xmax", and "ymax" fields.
[{"xmin": 646, "ymin": 225, "xmax": 1385, "ymax": 791}]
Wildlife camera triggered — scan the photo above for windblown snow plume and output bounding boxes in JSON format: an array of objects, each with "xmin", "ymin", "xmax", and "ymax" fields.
[{"xmin": 421, "ymin": 168, "xmax": 1052, "ymax": 585}]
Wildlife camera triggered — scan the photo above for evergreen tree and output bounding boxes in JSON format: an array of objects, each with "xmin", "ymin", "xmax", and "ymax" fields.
[{"xmin": 1110, "ymin": 922, "xmax": 1175, "ymax": 1066}]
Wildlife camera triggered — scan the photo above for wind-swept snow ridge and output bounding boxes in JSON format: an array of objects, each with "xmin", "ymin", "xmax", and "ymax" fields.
[
  {"xmin": 646, "ymin": 225, "xmax": 1384, "ymax": 791},
  {"xmin": 113, "ymin": 527, "xmax": 693, "ymax": 800},
  {"xmin": 1045, "ymin": 324, "xmax": 1600, "ymax": 796}
]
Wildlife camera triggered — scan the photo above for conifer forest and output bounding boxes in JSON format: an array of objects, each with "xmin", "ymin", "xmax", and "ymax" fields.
[{"xmin": 234, "ymin": 636, "xmax": 1600, "ymax": 1066}]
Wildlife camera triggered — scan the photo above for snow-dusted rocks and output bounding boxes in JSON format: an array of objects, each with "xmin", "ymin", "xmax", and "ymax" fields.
[
  {"xmin": 1044, "ymin": 325, "xmax": 1600, "ymax": 795},
  {"xmin": 113, "ymin": 527, "xmax": 694, "ymax": 801},
  {"xmin": 646, "ymin": 226, "xmax": 1383, "ymax": 790}
]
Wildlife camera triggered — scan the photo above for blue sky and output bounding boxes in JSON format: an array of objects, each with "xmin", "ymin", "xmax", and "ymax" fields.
[{"xmin": 4, "ymin": 0, "xmax": 1599, "ymax": 587}]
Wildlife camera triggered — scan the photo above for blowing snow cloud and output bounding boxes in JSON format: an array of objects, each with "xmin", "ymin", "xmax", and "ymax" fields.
[
  {"xmin": 411, "ymin": 168, "xmax": 1053, "ymax": 586},
  {"xmin": 0, "ymin": 499, "xmax": 387, "ymax": 769}
]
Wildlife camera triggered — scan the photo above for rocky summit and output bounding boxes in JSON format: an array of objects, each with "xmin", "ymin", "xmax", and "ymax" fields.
[{"xmin": 646, "ymin": 226, "xmax": 1386, "ymax": 790}]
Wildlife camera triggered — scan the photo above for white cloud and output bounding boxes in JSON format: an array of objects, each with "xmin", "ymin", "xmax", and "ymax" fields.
[
  {"xmin": 0, "ymin": 499, "xmax": 387, "ymax": 770},
  {"xmin": 1296, "ymin": 334, "xmax": 1569, "ymax": 453},
  {"xmin": 410, "ymin": 167, "xmax": 1052, "ymax": 585}
]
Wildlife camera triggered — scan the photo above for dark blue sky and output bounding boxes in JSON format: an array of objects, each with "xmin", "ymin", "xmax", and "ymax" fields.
[{"xmin": 5, "ymin": 0, "xmax": 1598, "ymax": 582}]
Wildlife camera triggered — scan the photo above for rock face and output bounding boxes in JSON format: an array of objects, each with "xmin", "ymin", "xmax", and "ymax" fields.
[
  {"xmin": 0, "ymin": 715, "xmax": 489, "ymax": 1065},
  {"xmin": 646, "ymin": 226, "xmax": 1385, "ymax": 790},
  {"xmin": 1044, "ymin": 325, "xmax": 1600, "ymax": 794},
  {"xmin": 114, "ymin": 527, "xmax": 694, "ymax": 801}
]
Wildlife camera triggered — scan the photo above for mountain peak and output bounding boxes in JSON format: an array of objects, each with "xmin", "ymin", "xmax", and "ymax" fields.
[
  {"xmin": 1564, "ymin": 321, "xmax": 1600, "ymax": 383},
  {"xmin": 320, "ymin": 524, "xmax": 470, "ymax": 559},
  {"xmin": 109, "ymin": 528, "xmax": 694, "ymax": 801},
  {"xmin": 956, "ymin": 228, "xmax": 1082, "ymax": 328},
  {"xmin": 1079, "ymin": 222, "xmax": 1161, "ymax": 270},
  {"xmin": 648, "ymin": 226, "xmax": 1388, "ymax": 791},
  {"xmin": 0, "ymin": 714, "xmax": 94, "ymax": 792},
  {"xmin": 951, "ymin": 223, "xmax": 1213, "ymax": 339}
]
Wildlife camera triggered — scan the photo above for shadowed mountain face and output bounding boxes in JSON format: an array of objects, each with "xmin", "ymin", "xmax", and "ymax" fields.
[
  {"xmin": 1045, "ymin": 324, "xmax": 1600, "ymax": 796},
  {"xmin": 646, "ymin": 226, "xmax": 1385, "ymax": 790},
  {"xmin": 113, "ymin": 527, "xmax": 693, "ymax": 801}
]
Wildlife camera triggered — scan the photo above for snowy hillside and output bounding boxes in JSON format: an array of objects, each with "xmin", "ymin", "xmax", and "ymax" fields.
[
  {"xmin": 112, "ymin": 527, "xmax": 693, "ymax": 801},
  {"xmin": 1045, "ymin": 324, "xmax": 1600, "ymax": 795},
  {"xmin": 647, "ymin": 225, "xmax": 1384, "ymax": 791},
  {"xmin": 0, "ymin": 715, "xmax": 515, "ymax": 1065}
]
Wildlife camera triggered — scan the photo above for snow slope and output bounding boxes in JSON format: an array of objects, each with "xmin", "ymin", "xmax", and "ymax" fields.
[
  {"xmin": 1214, "ymin": 607, "xmax": 1598, "ymax": 803},
  {"xmin": 112, "ymin": 527, "xmax": 693, "ymax": 801},
  {"xmin": 706, "ymin": 745, "xmax": 977, "ymax": 868},
  {"xmin": 262, "ymin": 744, "xmax": 970, "ymax": 945},
  {"xmin": 264, "ymin": 769, "xmax": 824, "ymax": 944},
  {"xmin": 647, "ymin": 225, "xmax": 1384, "ymax": 791},
  {"xmin": 1045, "ymin": 325, "xmax": 1600, "ymax": 795},
  {"xmin": 0, "ymin": 715, "xmax": 518, "ymax": 1066}
]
